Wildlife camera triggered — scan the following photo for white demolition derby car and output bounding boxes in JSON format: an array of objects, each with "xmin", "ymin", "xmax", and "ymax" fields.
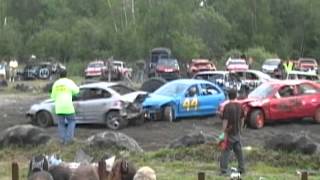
[{"xmin": 26, "ymin": 82, "xmax": 147, "ymax": 130}]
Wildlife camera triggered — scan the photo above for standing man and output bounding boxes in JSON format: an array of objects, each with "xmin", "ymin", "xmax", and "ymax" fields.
[
  {"xmin": 220, "ymin": 89, "xmax": 245, "ymax": 175},
  {"xmin": 51, "ymin": 70, "xmax": 79, "ymax": 144}
]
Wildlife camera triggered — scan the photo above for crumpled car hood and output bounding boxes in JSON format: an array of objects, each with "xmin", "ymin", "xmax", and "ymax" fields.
[
  {"xmin": 142, "ymin": 94, "xmax": 174, "ymax": 107},
  {"xmin": 120, "ymin": 91, "xmax": 148, "ymax": 103}
]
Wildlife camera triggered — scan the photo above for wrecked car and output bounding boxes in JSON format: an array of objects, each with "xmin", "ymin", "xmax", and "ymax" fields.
[
  {"xmin": 18, "ymin": 62, "xmax": 66, "ymax": 80},
  {"xmin": 143, "ymin": 79, "xmax": 225, "ymax": 121},
  {"xmin": 26, "ymin": 82, "xmax": 147, "ymax": 130},
  {"xmin": 219, "ymin": 80, "xmax": 320, "ymax": 129}
]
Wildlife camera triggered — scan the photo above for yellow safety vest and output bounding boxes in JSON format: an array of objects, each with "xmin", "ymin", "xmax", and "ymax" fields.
[{"xmin": 284, "ymin": 62, "xmax": 293, "ymax": 73}]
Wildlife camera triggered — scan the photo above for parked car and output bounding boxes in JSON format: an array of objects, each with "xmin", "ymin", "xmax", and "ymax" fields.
[
  {"xmin": 219, "ymin": 80, "xmax": 320, "ymax": 129},
  {"xmin": 286, "ymin": 70, "xmax": 319, "ymax": 81},
  {"xmin": 187, "ymin": 59, "xmax": 216, "ymax": 77},
  {"xmin": 0, "ymin": 63, "xmax": 6, "ymax": 79},
  {"xmin": 84, "ymin": 60, "xmax": 106, "ymax": 79},
  {"xmin": 192, "ymin": 71, "xmax": 242, "ymax": 93},
  {"xmin": 225, "ymin": 58, "xmax": 249, "ymax": 71},
  {"xmin": 18, "ymin": 62, "xmax": 66, "ymax": 80},
  {"xmin": 143, "ymin": 79, "xmax": 225, "ymax": 121},
  {"xmin": 154, "ymin": 58, "xmax": 180, "ymax": 81},
  {"xmin": 296, "ymin": 58, "xmax": 318, "ymax": 73},
  {"xmin": 232, "ymin": 70, "xmax": 273, "ymax": 90},
  {"xmin": 262, "ymin": 58, "xmax": 281, "ymax": 74},
  {"xmin": 147, "ymin": 47, "xmax": 172, "ymax": 78},
  {"xmin": 112, "ymin": 60, "xmax": 132, "ymax": 78},
  {"xmin": 26, "ymin": 82, "xmax": 147, "ymax": 130}
]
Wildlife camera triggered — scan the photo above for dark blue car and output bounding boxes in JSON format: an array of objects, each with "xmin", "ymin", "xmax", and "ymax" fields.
[{"xmin": 142, "ymin": 79, "xmax": 226, "ymax": 121}]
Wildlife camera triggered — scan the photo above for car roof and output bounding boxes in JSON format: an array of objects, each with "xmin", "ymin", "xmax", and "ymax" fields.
[
  {"xmin": 264, "ymin": 58, "xmax": 281, "ymax": 62},
  {"xmin": 229, "ymin": 58, "xmax": 246, "ymax": 62},
  {"xmin": 287, "ymin": 70, "xmax": 317, "ymax": 76},
  {"xmin": 267, "ymin": 80, "xmax": 314, "ymax": 86},
  {"xmin": 170, "ymin": 79, "xmax": 215, "ymax": 85},
  {"xmin": 80, "ymin": 82, "xmax": 118, "ymax": 89},
  {"xmin": 113, "ymin": 60, "xmax": 123, "ymax": 63},
  {"xmin": 194, "ymin": 71, "xmax": 228, "ymax": 75}
]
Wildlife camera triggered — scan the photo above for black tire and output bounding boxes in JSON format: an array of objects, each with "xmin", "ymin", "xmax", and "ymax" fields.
[
  {"xmin": 140, "ymin": 77, "xmax": 167, "ymax": 93},
  {"xmin": 36, "ymin": 111, "xmax": 53, "ymax": 128},
  {"xmin": 249, "ymin": 109, "xmax": 264, "ymax": 129},
  {"xmin": 105, "ymin": 111, "xmax": 128, "ymax": 130},
  {"xmin": 163, "ymin": 106, "xmax": 174, "ymax": 122}
]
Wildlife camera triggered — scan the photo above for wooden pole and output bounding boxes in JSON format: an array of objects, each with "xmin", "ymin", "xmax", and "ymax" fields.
[
  {"xmin": 198, "ymin": 172, "xmax": 205, "ymax": 180},
  {"xmin": 12, "ymin": 162, "xmax": 19, "ymax": 180},
  {"xmin": 301, "ymin": 171, "xmax": 308, "ymax": 180}
]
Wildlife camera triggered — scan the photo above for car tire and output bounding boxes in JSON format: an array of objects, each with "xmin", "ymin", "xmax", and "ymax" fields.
[
  {"xmin": 38, "ymin": 67, "xmax": 51, "ymax": 79},
  {"xmin": 249, "ymin": 109, "xmax": 264, "ymax": 129},
  {"xmin": 140, "ymin": 77, "xmax": 167, "ymax": 93},
  {"xmin": 105, "ymin": 111, "xmax": 128, "ymax": 130},
  {"xmin": 314, "ymin": 107, "xmax": 320, "ymax": 124},
  {"xmin": 163, "ymin": 106, "xmax": 174, "ymax": 122},
  {"xmin": 36, "ymin": 111, "xmax": 53, "ymax": 128}
]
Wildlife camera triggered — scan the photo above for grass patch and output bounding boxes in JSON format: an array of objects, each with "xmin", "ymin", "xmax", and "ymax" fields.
[{"xmin": 1, "ymin": 142, "xmax": 319, "ymax": 179}]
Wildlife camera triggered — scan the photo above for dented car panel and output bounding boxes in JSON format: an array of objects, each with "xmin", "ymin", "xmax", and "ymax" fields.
[
  {"xmin": 219, "ymin": 80, "xmax": 320, "ymax": 128},
  {"xmin": 26, "ymin": 82, "xmax": 146, "ymax": 129},
  {"xmin": 143, "ymin": 79, "xmax": 226, "ymax": 121}
]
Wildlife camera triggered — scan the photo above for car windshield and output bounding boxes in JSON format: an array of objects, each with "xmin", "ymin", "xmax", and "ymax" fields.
[
  {"xmin": 88, "ymin": 62, "xmax": 103, "ymax": 68},
  {"xmin": 113, "ymin": 62, "xmax": 122, "ymax": 67},
  {"xmin": 264, "ymin": 59, "xmax": 280, "ymax": 65},
  {"xmin": 229, "ymin": 60, "xmax": 246, "ymax": 65},
  {"xmin": 158, "ymin": 59, "xmax": 179, "ymax": 68},
  {"xmin": 154, "ymin": 82, "xmax": 189, "ymax": 96},
  {"xmin": 248, "ymin": 83, "xmax": 274, "ymax": 98}
]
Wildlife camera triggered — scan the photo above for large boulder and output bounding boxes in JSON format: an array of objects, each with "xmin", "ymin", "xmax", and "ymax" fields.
[
  {"xmin": 86, "ymin": 131, "xmax": 143, "ymax": 152},
  {"xmin": 264, "ymin": 133, "xmax": 318, "ymax": 155},
  {"xmin": 168, "ymin": 132, "xmax": 217, "ymax": 149},
  {"xmin": 0, "ymin": 125, "xmax": 51, "ymax": 147}
]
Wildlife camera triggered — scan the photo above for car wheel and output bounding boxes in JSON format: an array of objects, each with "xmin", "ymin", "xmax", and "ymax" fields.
[
  {"xmin": 249, "ymin": 109, "xmax": 264, "ymax": 129},
  {"xmin": 38, "ymin": 67, "xmax": 51, "ymax": 79},
  {"xmin": 314, "ymin": 107, "xmax": 320, "ymax": 123},
  {"xmin": 163, "ymin": 106, "xmax": 174, "ymax": 122},
  {"xmin": 36, "ymin": 111, "xmax": 53, "ymax": 128},
  {"xmin": 105, "ymin": 111, "xmax": 127, "ymax": 130},
  {"xmin": 140, "ymin": 77, "xmax": 167, "ymax": 93}
]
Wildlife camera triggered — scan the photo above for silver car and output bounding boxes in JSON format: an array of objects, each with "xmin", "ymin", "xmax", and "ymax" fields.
[{"xmin": 26, "ymin": 82, "xmax": 147, "ymax": 130}]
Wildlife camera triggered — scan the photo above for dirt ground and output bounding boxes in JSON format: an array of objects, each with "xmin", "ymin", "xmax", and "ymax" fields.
[{"xmin": 1, "ymin": 92, "xmax": 320, "ymax": 151}]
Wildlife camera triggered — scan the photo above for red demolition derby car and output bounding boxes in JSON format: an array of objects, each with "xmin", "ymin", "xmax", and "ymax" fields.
[{"xmin": 219, "ymin": 80, "xmax": 320, "ymax": 129}]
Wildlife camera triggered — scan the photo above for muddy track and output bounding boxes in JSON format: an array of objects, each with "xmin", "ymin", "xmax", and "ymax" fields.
[{"xmin": 1, "ymin": 93, "xmax": 320, "ymax": 151}]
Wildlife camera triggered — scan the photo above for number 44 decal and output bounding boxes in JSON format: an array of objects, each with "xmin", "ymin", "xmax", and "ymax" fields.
[{"xmin": 183, "ymin": 98, "xmax": 198, "ymax": 111}]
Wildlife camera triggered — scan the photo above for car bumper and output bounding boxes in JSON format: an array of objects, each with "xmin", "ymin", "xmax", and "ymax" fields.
[
  {"xmin": 157, "ymin": 72, "xmax": 180, "ymax": 81},
  {"xmin": 144, "ymin": 108, "xmax": 162, "ymax": 120}
]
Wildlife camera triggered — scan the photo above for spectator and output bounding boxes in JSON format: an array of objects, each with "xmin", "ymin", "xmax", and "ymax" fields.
[
  {"xmin": 219, "ymin": 89, "xmax": 245, "ymax": 175},
  {"xmin": 51, "ymin": 70, "xmax": 79, "ymax": 144}
]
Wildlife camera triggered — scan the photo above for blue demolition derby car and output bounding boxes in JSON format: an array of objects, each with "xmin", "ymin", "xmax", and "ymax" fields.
[{"xmin": 142, "ymin": 79, "xmax": 226, "ymax": 121}]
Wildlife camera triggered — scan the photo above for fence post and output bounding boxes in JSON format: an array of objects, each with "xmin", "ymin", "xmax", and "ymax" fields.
[
  {"xmin": 198, "ymin": 172, "xmax": 205, "ymax": 180},
  {"xmin": 301, "ymin": 171, "xmax": 308, "ymax": 180},
  {"xmin": 12, "ymin": 161, "xmax": 19, "ymax": 180}
]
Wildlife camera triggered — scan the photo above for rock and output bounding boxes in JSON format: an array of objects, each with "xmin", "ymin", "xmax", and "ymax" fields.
[
  {"xmin": 15, "ymin": 83, "xmax": 35, "ymax": 92},
  {"xmin": 168, "ymin": 132, "xmax": 217, "ymax": 149},
  {"xmin": 264, "ymin": 132, "xmax": 318, "ymax": 155},
  {"xmin": 86, "ymin": 131, "xmax": 143, "ymax": 152},
  {"xmin": 0, "ymin": 125, "xmax": 51, "ymax": 147}
]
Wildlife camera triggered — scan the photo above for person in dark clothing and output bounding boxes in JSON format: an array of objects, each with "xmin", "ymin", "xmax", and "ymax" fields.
[{"xmin": 220, "ymin": 89, "xmax": 245, "ymax": 175}]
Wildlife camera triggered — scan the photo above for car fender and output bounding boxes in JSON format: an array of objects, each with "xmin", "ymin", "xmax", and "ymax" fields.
[{"xmin": 247, "ymin": 99, "xmax": 270, "ymax": 120}]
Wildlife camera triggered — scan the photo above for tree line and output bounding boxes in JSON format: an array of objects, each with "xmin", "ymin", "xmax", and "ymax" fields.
[{"xmin": 0, "ymin": 0, "xmax": 319, "ymax": 66}]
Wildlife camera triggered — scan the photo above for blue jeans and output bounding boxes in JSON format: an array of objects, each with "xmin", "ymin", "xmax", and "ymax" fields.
[{"xmin": 57, "ymin": 114, "xmax": 76, "ymax": 144}]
